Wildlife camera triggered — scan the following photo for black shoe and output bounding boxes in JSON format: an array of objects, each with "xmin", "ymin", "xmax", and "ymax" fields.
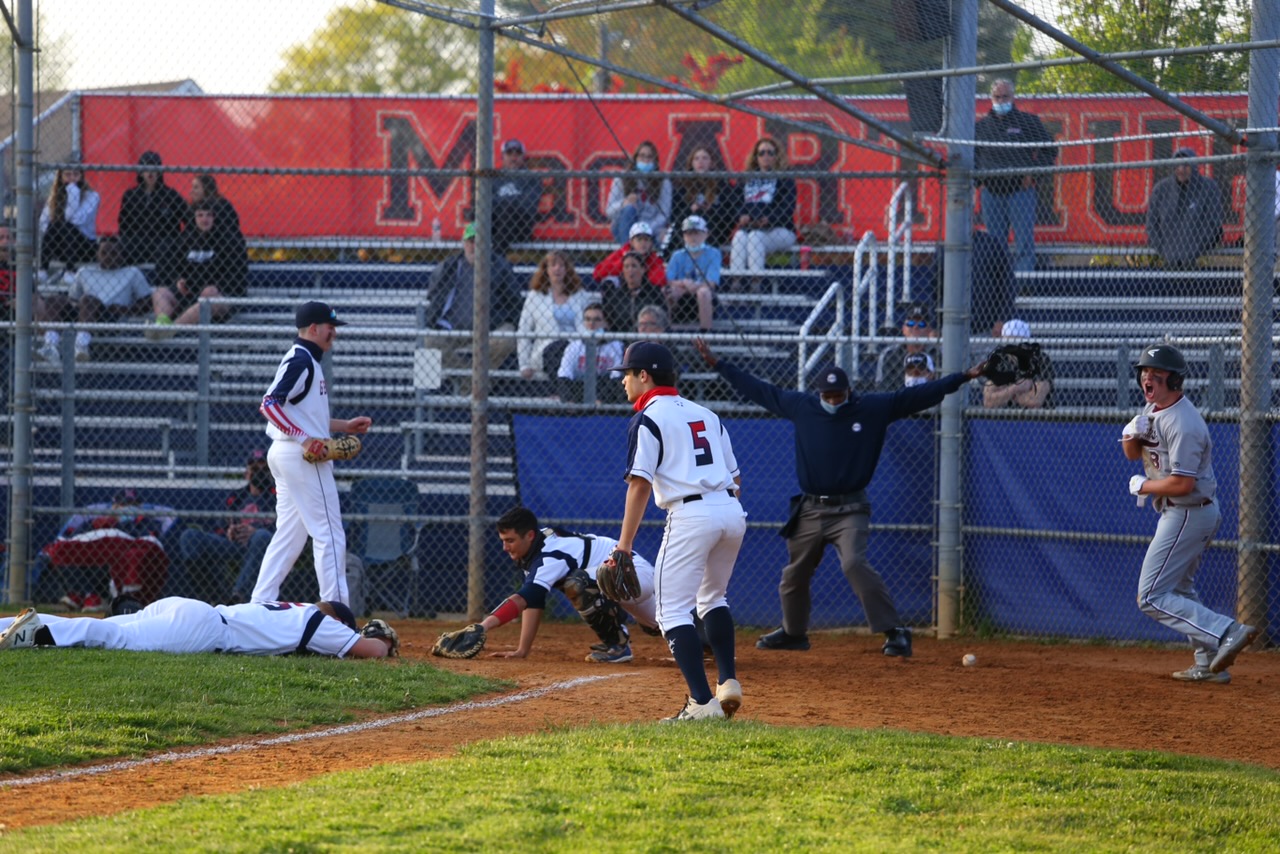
[
  {"xmin": 883, "ymin": 627, "xmax": 913, "ymax": 658},
  {"xmin": 756, "ymin": 627, "xmax": 810, "ymax": 651}
]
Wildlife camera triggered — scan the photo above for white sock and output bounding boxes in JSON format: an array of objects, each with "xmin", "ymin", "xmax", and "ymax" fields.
[
  {"xmin": 75, "ymin": 331, "xmax": 92, "ymax": 349},
  {"xmin": 43, "ymin": 330, "xmax": 59, "ymax": 346}
]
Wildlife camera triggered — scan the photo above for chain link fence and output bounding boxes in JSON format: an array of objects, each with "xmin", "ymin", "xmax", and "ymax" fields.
[{"xmin": 2, "ymin": 1, "xmax": 1277, "ymax": 645}]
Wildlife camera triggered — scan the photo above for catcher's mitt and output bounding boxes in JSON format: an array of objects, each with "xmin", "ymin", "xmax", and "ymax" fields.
[
  {"xmin": 982, "ymin": 342, "xmax": 1046, "ymax": 387},
  {"xmin": 596, "ymin": 549, "xmax": 641, "ymax": 602},
  {"xmin": 360, "ymin": 618, "xmax": 400, "ymax": 657},
  {"xmin": 432, "ymin": 623, "xmax": 487, "ymax": 659},
  {"xmin": 302, "ymin": 434, "xmax": 362, "ymax": 464}
]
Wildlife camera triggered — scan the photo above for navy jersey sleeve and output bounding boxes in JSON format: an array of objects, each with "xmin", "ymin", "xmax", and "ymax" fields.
[{"xmin": 716, "ymin": 360, "xmax": 808, "ymax": 419}]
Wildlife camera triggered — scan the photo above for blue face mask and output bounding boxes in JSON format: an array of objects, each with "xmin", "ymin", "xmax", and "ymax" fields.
[
  {"xmin": 992, "ymin": 101, "xmax": 1013, "ymax": 116},
  {"xmin": 820, "ymin": 398, "xmax": 847, "ymax": 415},
  {"xmin": 635, "ymin": 161, "xmax": 656, "ymax": 173}
]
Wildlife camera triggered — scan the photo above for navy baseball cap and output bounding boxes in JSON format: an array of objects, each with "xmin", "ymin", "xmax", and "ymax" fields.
[
  {"xmin": 319, "ymin": 600, "xmax": 358, "ymax": 631},
  {"xmin": 502, "ymin": 139, "xmax": 525, "ymax": 154},
  {"xmin": 620, "ymin": 341, "xmax": 676, "ymax": 374},
  {"xmin": 295, "ymin": 301, "xmax": 347, "ymax": 328},
  {"xmin": 246, "ymin": 448, "xmax": 268, "ymax": 465},
  {"xmin": 814, "ymin": 366, "xmax": 850, "ymax": 393},
  {"xmin": 112, "ymin": 488, "xmax": 141, "ymax": 505}
]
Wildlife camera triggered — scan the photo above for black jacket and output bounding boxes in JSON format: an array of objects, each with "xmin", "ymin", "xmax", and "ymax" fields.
[
  {"xmin": 118, "ymin": 180, "xmax": 189, "ymax": 263},
  {"xmin": 974, "ymin": 107, "xmax": 1057, "ymax": 195}
]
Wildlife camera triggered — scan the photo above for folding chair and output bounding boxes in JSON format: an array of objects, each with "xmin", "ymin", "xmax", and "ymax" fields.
[{"xmin": 348, "ymin": 477, "xmax": 424, "ymax": 618}]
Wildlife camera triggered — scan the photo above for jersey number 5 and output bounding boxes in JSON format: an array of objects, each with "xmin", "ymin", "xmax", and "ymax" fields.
[{"xmin": 688, "ymin": 420, "xmax": 713, "ymax": 467}]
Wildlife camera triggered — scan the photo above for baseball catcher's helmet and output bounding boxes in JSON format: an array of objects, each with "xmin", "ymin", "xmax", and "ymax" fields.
[{"xmin": 1135, "ymin": 344, "xmax": 1187, "ymax": 391}]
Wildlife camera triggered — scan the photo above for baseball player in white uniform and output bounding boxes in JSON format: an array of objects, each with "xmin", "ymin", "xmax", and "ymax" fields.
[
  {"xmin": 1122, "ymin": 344, "xmax": 1256, "ymax": 683},
  {"xmin": 254, "ymin": 301, "xmax": 372, "ymax": 606},
  {"xmin": 479, "ymin": 506, "xmax": 659, "ymax": 662},
  {"xmin": 0, "ymin": 599, "xmax": 393, "ymax": 658},
  {"xmin": 608, "ymin": 341, "xmax": 746, "ymax": 721}
]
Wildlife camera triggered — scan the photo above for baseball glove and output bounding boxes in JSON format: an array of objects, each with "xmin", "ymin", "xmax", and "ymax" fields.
[
  {"xmin": 982, "ymin": 342, "xmax": 1046, "ymax": 387},
  {"xmin": 596, "ymin": 549, "xmax": 641, "ymax": 602},
  {"xmin": 360, "ymin": 618, "xmax": 400, "ymax": 657},
  {"xmin": 432, "ymin": 623, "xmax": 487, "ymax": 659},
  {"xmin": 302, "ymin": 435, "xmax": 362, "ymax": 464}
]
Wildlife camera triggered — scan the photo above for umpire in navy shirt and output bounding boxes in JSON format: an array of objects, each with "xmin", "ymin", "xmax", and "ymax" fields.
[{"xmin": 693, "ymin": 338, "xmax": 985, "ymax": 658}]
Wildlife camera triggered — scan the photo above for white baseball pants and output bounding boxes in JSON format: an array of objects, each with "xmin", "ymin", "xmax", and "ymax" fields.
[{"xmin": 652, "ymin": 494, "xmax": 746, "ymax": 632}]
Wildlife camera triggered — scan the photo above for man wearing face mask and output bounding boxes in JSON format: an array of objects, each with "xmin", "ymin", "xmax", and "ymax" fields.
[
  {"xmin": 693, "ymin": 338, "xmax": 986, "ymax": 658},
  {"xmin": 974, "ymin": 78, "xmax": 1057, "ymax": 274}
]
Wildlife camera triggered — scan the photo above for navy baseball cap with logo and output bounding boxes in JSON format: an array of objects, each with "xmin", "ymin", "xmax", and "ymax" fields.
[
  {"xmin": 814, "ymin": 366, "xmax": 850, "ymax": 393},
  {"xmin": 620, "ymin": 341, "xmax": 676, "ymax": 374},
  {"xmin": 295, "ymin": 301, "xmax": 347, "ymax": 328}
]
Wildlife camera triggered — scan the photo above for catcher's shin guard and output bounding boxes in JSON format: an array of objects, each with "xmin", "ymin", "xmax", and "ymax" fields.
[{"xmin": 561, "ymin": 568, "xmax": 628, "ymax": 647}]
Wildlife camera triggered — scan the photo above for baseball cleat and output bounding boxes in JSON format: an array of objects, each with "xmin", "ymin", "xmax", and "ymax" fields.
[
  {"xmin": 756, "ymin": 627, "xmax": 810, "ymax": 651},
  {"xmin": 661, "ymin": 696, "xmax": 725, "ymax": 722},
  {"xmin": 883, "ymin": 627, "xmax": 913, "ymax": 658},
  {"xmin": 1172, "ymin": 665, "xmax": 1230, "ymax": 684},
  {"xmin": 715, "ymin": 679, "xmax": 742, "ymax": 718},
  {"xmin": 0, "ymin": 608, "xmax": 42, "ymax": 650},
  {"xmin": 1209, "ymin": 623, "xmax": 1258, "ymax": 673},
  {"xmin": 585, "ymin": 643, "xmax": 632, "ymax": 664}
]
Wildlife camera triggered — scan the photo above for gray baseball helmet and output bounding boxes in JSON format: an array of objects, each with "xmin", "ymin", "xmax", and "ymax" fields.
[{"xmin": 1135, "ymin": 344, "xmax": 1186, "ymax": 390}]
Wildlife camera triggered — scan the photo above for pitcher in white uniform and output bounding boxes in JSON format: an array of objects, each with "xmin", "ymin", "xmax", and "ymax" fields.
[{"xmin": 254, "ymin": 301, "xmax": 372, "ymax": 606}]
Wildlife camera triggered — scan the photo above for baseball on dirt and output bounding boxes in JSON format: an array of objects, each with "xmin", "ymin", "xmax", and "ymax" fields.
[{"xmin": 962, "ymin": 653, "xmax": 977, "ymax": 667}]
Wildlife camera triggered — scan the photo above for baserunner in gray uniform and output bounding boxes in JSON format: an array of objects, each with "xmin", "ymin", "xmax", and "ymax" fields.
[{"xmin": 1122, "ymin": 344, "xmax": 1256, "ymax": 683}]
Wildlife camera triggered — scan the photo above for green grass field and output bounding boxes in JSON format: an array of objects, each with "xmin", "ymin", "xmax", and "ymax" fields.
[{"xmin": 3, "ymin": 652, "xmax": 1280, "ymax": 851}]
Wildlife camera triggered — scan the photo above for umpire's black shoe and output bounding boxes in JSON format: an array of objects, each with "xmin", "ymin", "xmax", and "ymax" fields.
[
  {"xmin": 883, "ymin": 627, "xmax": 913, "ymax": 658},
  {"xmin": 756, "ymin": 627, "xmax": 810, "ymax": 651}
]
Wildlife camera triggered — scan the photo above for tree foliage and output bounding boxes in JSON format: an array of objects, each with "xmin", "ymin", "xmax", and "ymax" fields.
[{"xmin": 1020, "ymin": 0, "xmax": 1250, "ymax": 94}]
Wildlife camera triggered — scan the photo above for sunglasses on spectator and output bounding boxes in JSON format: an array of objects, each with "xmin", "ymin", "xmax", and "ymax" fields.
[
  {"xmin": 903, "ymin": 319, "xmax": 930, "ymax": 328},
  {"xmin": 757, "ymin": 148, "xmax": 778, "ymax": 156}
]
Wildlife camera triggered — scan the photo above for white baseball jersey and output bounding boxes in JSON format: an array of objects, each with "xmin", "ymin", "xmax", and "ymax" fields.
[
  {"xmin": 215, "ymin": 601, "xmax": 360, "ymax": 657},
  {"xmin": 261, "ymin": 339, "xmax": 331, "ymax": 442},
  {"xmin": 625, "ymin": 392, "xmax": 740, "ymax": 510},
  {"xmin": 1138, "ymin": 396, "xmax": 1215, "ymax": 505}
]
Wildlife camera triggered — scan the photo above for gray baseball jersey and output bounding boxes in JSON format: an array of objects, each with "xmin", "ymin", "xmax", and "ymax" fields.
[{"xmin": 1138, "ymin": 396, "xmax": 1215, "ymax": 507}]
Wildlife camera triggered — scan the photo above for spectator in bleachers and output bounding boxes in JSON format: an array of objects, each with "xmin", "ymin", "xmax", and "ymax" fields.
[
  {"xmin": 665, "ymin": 215, "xmax": 720, "ymax": 332},
  {"xmin": 118, "ymin": 151, "xmax": 188, "ymax": 287},
  {"xmin": 35, "ymin": 237, "xmax": 154, "ymax": 365},
  {"xmin": 175, "ymin": 448, "xmax": 276, "ymax": 605},
  {"xmin": 974, "ymin": 79, "xmax": 1057, "ymax": 274},
  {"xmin": 982, "ymin": 318, "xmax": 1054, "ymax": 409},
  {"xmin": 1145, "ymin": 147, "xmax": 1225, "ymax": 270},
  {"xmin": 904, "ymin": 352, "xmax": 936, "ymax": 387},
  {"xmin": 39, "ymin": 159, "xmax": 100, "ymax": 271},
  {"xmin": 556, "ymin": 302, "xmax": 625, "ymax": 404},
  {"xmin": 146, "ymin": 201, "xmax": 248, "ymax": 336},
  {"xmin": 189, "ymin": 173, "xmax": 243, "ymax": 238},
  {"xmin": 665, "ymin": 146, "xmax": 734, "ymax": 255},
  {"xmin": 602, "ymin": 252, "xmax": 665, "ymax": 336},
  {"xmin": 636, "ymin": 303, "xmax": 668, "ymax": 336},
  {"xmin": 875, "ymin": 302, "xmax": 939, "ymax": 390},
  {"xmin": 728, "ymin": 136, "xmax": 797, "ymax": 281},
  {"xmin": 492, "ymin": 139, "xmax": 544, "ymax": 255},
  {"xmin": 423, "ymin": 222, "xmax": 521, "ymax": 384},
  {"xmin": 605, "ymin": 140, "xmax": 672, "ymax": 246},
  {"xmin": 593, "ymin": 220, "xmax": 668, "ymax": 287},
  {"xmin": 518, "ymin": 250, "xmax": 593, "ymax": 382}
]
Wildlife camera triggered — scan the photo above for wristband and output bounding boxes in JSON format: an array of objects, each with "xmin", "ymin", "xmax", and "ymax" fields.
[{"xmin": 490, "ymin": 597, "xmax": 521, "ymax": 627}]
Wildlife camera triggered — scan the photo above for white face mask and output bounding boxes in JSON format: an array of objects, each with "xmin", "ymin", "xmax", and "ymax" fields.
[
  {"xmin": 905, "ymin": 375, "xmax": 929, "ymax": 387},
  {"xmin": 992, "ymin": 101, "xmax": 1013, "ymax": 116},
  {"xmin": 683, "ymin": 236, "xmax": 705, "ymax": 251}
]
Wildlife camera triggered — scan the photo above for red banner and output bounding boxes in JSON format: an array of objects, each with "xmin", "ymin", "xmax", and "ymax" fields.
[{"xmin": 80, "ymin": 93, "xmax": 1248, "ymax": 246}]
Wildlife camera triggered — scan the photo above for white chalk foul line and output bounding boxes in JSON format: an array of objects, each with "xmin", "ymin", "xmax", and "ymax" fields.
[{"xmin": 0, "ymin": 672, "xmax": 637, "ymax": 789}]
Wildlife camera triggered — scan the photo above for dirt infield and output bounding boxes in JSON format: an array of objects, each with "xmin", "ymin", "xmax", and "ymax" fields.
[{"xmin": 2, "ymin": 620, "xmax": 1278, "ymax": 830}]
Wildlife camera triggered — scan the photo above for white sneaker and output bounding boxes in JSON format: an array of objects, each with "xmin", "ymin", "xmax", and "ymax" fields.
[
  {"xmin": 716, "ymin": 679, "xmax": 743, "ymax": 718},
  {"xmin": 661, "ymin": 696, "xmax": 725, "ymax": 722},
  {"xmin": 0, "ymin": 608, "xmax": 43, "ymax": 650},
  {"xmin": 37, "ymin": 342, "xmax": 61, "ymax": 364}
]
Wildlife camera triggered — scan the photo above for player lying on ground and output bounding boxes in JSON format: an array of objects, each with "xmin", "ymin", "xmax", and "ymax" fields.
[
  {"xmin": 0, "ymin": 598, "xmax": 398, "ymax": 658},
  {"xmin": 432, "ymin": 506, "xmax": 659, "ymax": 662}
]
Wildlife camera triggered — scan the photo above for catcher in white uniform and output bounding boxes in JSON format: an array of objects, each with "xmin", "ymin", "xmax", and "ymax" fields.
[
  {"xmin": 608, "ymin": 341, "xmax": 746, "ymax": 721},
  {"xmin": 254, "ymin": 301, "xmax": 371, "ymax": 606},
  {"xmin": 0, "ymin": 599, "xmax": 397, "ymax": 658}
]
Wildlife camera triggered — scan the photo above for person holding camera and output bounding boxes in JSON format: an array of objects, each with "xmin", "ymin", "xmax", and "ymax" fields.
[{"xmin": 176, "ymin": 449, "xmax": 276, "ymax": 603}]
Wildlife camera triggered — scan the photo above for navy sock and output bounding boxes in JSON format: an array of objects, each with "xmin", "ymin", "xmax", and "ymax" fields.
[
  {"xmin": 664, "ymin": 624, "xmax": 712, "ymax": 704},
  {"xmin": 701, "ymin": 605, "xmax": 736, "ymax": 683}
]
